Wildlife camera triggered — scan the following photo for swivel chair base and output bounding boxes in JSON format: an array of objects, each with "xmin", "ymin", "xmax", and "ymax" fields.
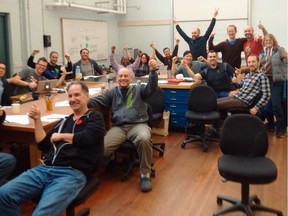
[{"xmin": 214, "ymin": 194, "xmax": 283, "ymax": 216}]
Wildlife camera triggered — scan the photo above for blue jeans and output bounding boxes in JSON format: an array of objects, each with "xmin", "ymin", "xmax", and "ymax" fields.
[
  {"xmin": 0, "ymin": 153, "xmax": 16, "ymax": 185},
  {"xmin": 0, "ymin": 165, "xmax": 86, "ymax": 216},
  {"xmin": 263, "ymin": 79, "xmax": 285, "ymax": 133}
]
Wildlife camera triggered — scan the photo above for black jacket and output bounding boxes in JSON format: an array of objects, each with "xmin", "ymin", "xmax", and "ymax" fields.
[{"xmin": 38, "ymin": 110, "xmax": 106, "ymax": 175}]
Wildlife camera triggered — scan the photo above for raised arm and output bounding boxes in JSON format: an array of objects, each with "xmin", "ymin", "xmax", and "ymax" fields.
[
  {"xmin": 258, "ymin": 21, "xmax": 268, "ymax": 36},
  {"xmin": 56, "ymin": 66, "xmax": 66, "ymax": 87},
  {"xmin": 27, "ymin": 49, "xmax": 39, "ymax": 68},
  {"xmin": 203, "ymin": 8, "xmax": 219, "ymax": 39},
  {"xmin": 64, "ymin": 54, "xmax": 72, "ymax": 72},
  {"xmin": 208, "ymin": 32, "xmax": 222, "ymax": 52},
  {"xmin": 171, "ymin": 56, "xmax": 178, "ymax": 78},
  {"xmin": 149, "ymin": 42, "xmax": 156, "ymax": 60},
  {"xmin": 172, "ymin": 38, "xmax": 180, "ymax": 57},
  {"xmin": 110, "ymin": 46, "xmax": 121, "ymax": 71}
]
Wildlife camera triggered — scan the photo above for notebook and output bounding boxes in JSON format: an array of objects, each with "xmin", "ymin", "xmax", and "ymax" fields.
[{"xmin": 36, "ymin": 79, "xmax": 58, "ymax": 93}]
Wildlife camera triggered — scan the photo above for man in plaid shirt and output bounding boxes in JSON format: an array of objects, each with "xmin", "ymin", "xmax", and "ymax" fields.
[{"xmin": 217, "ymin": 55, "xmax": 270, "ymax": 117}]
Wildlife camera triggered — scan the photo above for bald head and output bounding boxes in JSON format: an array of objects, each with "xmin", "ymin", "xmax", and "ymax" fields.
[
  {"xmin": 117, "ymin": 68, "xmax": 132, "ymax": 88},
  {"xmin": 244, "ymin": 25, "xmax": 254, "ymax": 39},
  {"xmin": 191, "ymin": 28, "xmax": 201, "ymax": 40}
]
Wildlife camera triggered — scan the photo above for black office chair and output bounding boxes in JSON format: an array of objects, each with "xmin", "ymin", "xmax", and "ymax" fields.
[
  {"xmin": 213, "ymin": 114, "xmax": 283, "ymax": 216},
  {"xmin": 115, "ymin": 104, "xmax": 156, "ymax": 181},
  {"xmin": 145, "ymin": 87, "xmax": 166, "ymax": 156},
  {"xmin": 181, "ymin": 85, "xmax": 220, "ymax": 152}
]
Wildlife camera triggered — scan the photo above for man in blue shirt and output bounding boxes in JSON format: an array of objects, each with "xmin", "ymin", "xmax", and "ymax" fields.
[{"xmin": 174, "ymin": 8, "xmax": 219, "ymax": 60}]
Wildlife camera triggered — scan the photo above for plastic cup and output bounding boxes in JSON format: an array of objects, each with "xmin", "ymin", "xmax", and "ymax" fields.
[
  {"xmin": 44, "ymin": 94, "xmax": 54, "ymax": 111},
  {"xmin": 167, "ymin": 70, "xmax": 172, "ymax": 79},
  {"xmin": 11, "ymin": 103, "xmax": 21, "ymax": 113}
]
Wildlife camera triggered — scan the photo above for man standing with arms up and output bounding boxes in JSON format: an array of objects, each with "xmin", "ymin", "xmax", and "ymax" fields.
[
  {"xmin": 88, "ymin": 59, "xmax": 159, "ymax": 192},
  {"xmin": 174, "ymin": 8, "xmax": 219, "ymax": 60},
  {"xmin": 150, "ymin": 38, "xmax": 180, "ymax": 70},
  {"xmin": 209, "ymin": 24, "xmax": 246, "ymax": 69}
]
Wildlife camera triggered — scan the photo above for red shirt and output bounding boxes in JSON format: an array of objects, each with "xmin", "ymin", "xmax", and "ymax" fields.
[{"xmin": 243, "ymin": 36, "xmax": 264, "ymax": 64}]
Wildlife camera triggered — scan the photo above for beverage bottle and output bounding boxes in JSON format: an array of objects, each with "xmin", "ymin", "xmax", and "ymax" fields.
[{"xmin": 75, "ymin": 65, "xmax": 82, "ymax": 80}]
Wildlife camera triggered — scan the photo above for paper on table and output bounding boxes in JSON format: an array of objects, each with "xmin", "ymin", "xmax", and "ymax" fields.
[
  {"xmin": 5, "ymin": 114, "xmax": 68, "ymax": 124},
  {"xmin": 83, "ymin": 75, "xmax": 101, "ymax": 79},
  {"xmin": 55, "ymin": 100, "xmax": 69, "ymax": 107},
  {"xmin": 89, "ymin": 88, "xmax": 101, "ymax": 95},
  {"xmin": 6, "ymin": 115, "xmax": 30, "ymax": 125},
  {"xmin": 158, "ymin": 80, "xmax": 168, "ymax": 84}
]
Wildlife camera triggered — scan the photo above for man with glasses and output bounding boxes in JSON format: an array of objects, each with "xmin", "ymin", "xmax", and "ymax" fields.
[{"xmin": 9, "ymin": 57, "xmax": 48, "ymax": 95}]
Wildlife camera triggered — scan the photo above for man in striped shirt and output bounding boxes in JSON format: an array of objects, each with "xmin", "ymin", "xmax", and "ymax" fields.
[{"xmin": 217, "ymin": 55, "xmax": 270, "ymax": 116}]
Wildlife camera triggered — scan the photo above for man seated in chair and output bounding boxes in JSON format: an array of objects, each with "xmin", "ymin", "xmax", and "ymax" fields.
[
  {"xmin": 88, "ymin": 59, "xmax": 159, "ymax": 192},
  {"xmin": 0, "ymin": 81, "xmax": 106, "ymax": 215},
  {"xmin": 181, "ymin": 50, "xmax": 237, "ymax": 98},
  {"xmin": 217, "ymin": 55, "xmax": 270, "ymax": 118}
]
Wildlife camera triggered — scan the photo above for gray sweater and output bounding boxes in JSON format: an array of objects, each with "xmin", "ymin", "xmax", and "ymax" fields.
[{"xmin": 88, "ymin": 71, "xmax": 158, "ymax": 126}]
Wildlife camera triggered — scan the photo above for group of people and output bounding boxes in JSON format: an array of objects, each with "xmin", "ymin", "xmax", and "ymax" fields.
[
  {"xmin": 0, "ymin": 8, "xmax": 287, "ymax": 216},
  {"xmin": 0, "ymin": 54, "xmax": 160, "ymax": 215}
]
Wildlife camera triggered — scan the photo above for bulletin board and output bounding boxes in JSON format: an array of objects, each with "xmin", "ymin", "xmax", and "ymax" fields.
[
  {"xmin": 61, "ymin": 18, "xmax": 108, "ymax": 63},
  {"xmin": 173, "ymin": 0, "xmax": 250, "ymax": 56}
]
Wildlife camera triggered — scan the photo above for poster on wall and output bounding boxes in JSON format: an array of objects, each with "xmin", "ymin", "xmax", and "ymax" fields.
[{"xmin": 61, "ymin": 18, "xmax": 108, "ymax": 63}]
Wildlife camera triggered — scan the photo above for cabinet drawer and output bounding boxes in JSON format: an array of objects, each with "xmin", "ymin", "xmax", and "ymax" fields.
[
  {"xmin": 165, "ymin": 103, "xmax": 187, "ymax": 115},
  {"xmin": 169, "ymin": 117, "xmax": 187, "ymax": 128},
  {"xmin": 163, "ymin": 89, "xmax": 190, "ymax": 104}
]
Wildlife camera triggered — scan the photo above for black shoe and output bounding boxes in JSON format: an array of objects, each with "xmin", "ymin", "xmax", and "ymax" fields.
[
  {"xmin": 276, "ymin": 131, "xmax": 286, "ymax": 138},
  {"xmin": 140, "ymin": 177, "xmax": 152, "ymax": 192},
  {"xmin": 104, "ymin": 159, "xmax": 117, "ymax": 173},
  {"xmin": 265, "ymin": 123, "xmax": 275, "ymax": 132},
  {"xmin": 206, "ymin": 127, "xmax": 220, "ymax": 139}
]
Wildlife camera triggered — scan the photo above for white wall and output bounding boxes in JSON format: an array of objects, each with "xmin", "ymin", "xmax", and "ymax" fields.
[
  {"xmin": 0, "ymin": 0, "xmax": 287, "ymax": 76},
  {"xmin": 250, "ymin": 0, "xmax": 287, "ymax": 48}
]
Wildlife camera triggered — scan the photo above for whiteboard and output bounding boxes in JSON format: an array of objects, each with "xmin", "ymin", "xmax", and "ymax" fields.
[
  {"xmin": 61, "ymin": 19, "xmax": 108, "ymax": 63},
  {"xmin": 174, "ymin": 19, "xmax": 248, "ymax": 57},
  {"xmin": 173, "ymin": 0, "xmax": 249, "ymax": 21}
]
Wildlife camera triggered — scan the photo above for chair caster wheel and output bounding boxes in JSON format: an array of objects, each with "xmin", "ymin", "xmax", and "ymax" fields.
[
  {"xmin": 253, "ymin": 197, "xmax": 261, "ymax": 205},
  {"xmin": 202, "ymin": 146, "xmax": 208, "ymax": 152},
  {"xmin": 181, "ymin": 143, "xmax": 186, "ymax": 149},
  {"xmin": 159, "ymin": 152, "xmax": 164, "ymax": 157},
  {"xmin": 151, "ymin": 170, "xmax": 156, "ymax": 178},
  {"xmin": 121, "ymin": 175, "xmax": 127, "ymax": 181},
  {"xmin": 216, "ymin": 197, "xmax": 223, "ymax": 205},
  {"xmin": 278, "ymin": 213, "xmax": 283, "ymax": 216},
  {"xmin": 160, "ymin": 144, "xmax": 165, "ymax": 150}
]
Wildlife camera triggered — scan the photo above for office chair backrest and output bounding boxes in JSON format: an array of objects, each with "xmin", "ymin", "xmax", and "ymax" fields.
[
  {"xmin": 145, "ymin": 87, "xmax": 165, "ymax": 122},
  {"xmin": 188, "ymin": 85, "xmax": 217, "ymax": 112},
  {"xmin": 220, "ymin": 114, "xmax": 268, "ymax": 157}
]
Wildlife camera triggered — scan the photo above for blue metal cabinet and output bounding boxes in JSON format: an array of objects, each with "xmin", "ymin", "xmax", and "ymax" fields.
[{"xmin": 163, "ymin": 89, "xmax": 190, "ymax": 129}]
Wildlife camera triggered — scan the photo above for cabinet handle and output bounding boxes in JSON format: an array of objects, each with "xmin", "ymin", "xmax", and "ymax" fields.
[
  {"xmin": 170, "ymin": 91, "xmax": 177, "ymax": 94},
  {"xmin": 170, "ymin": 98, "xmax": 177, "ymax": 101},
  {"xmin": 170, "ymin": 105, "xmax": 177, "ymax": 108}
]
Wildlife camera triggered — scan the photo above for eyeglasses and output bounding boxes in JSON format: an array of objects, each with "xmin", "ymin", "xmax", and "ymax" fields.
[
  {"xmin": 0, "ymin": 67, "xmax": 6, "ymax": 70},
  {"xmin": 37, "ymin": 63, "xmax": 47, "ymax": 68}
]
